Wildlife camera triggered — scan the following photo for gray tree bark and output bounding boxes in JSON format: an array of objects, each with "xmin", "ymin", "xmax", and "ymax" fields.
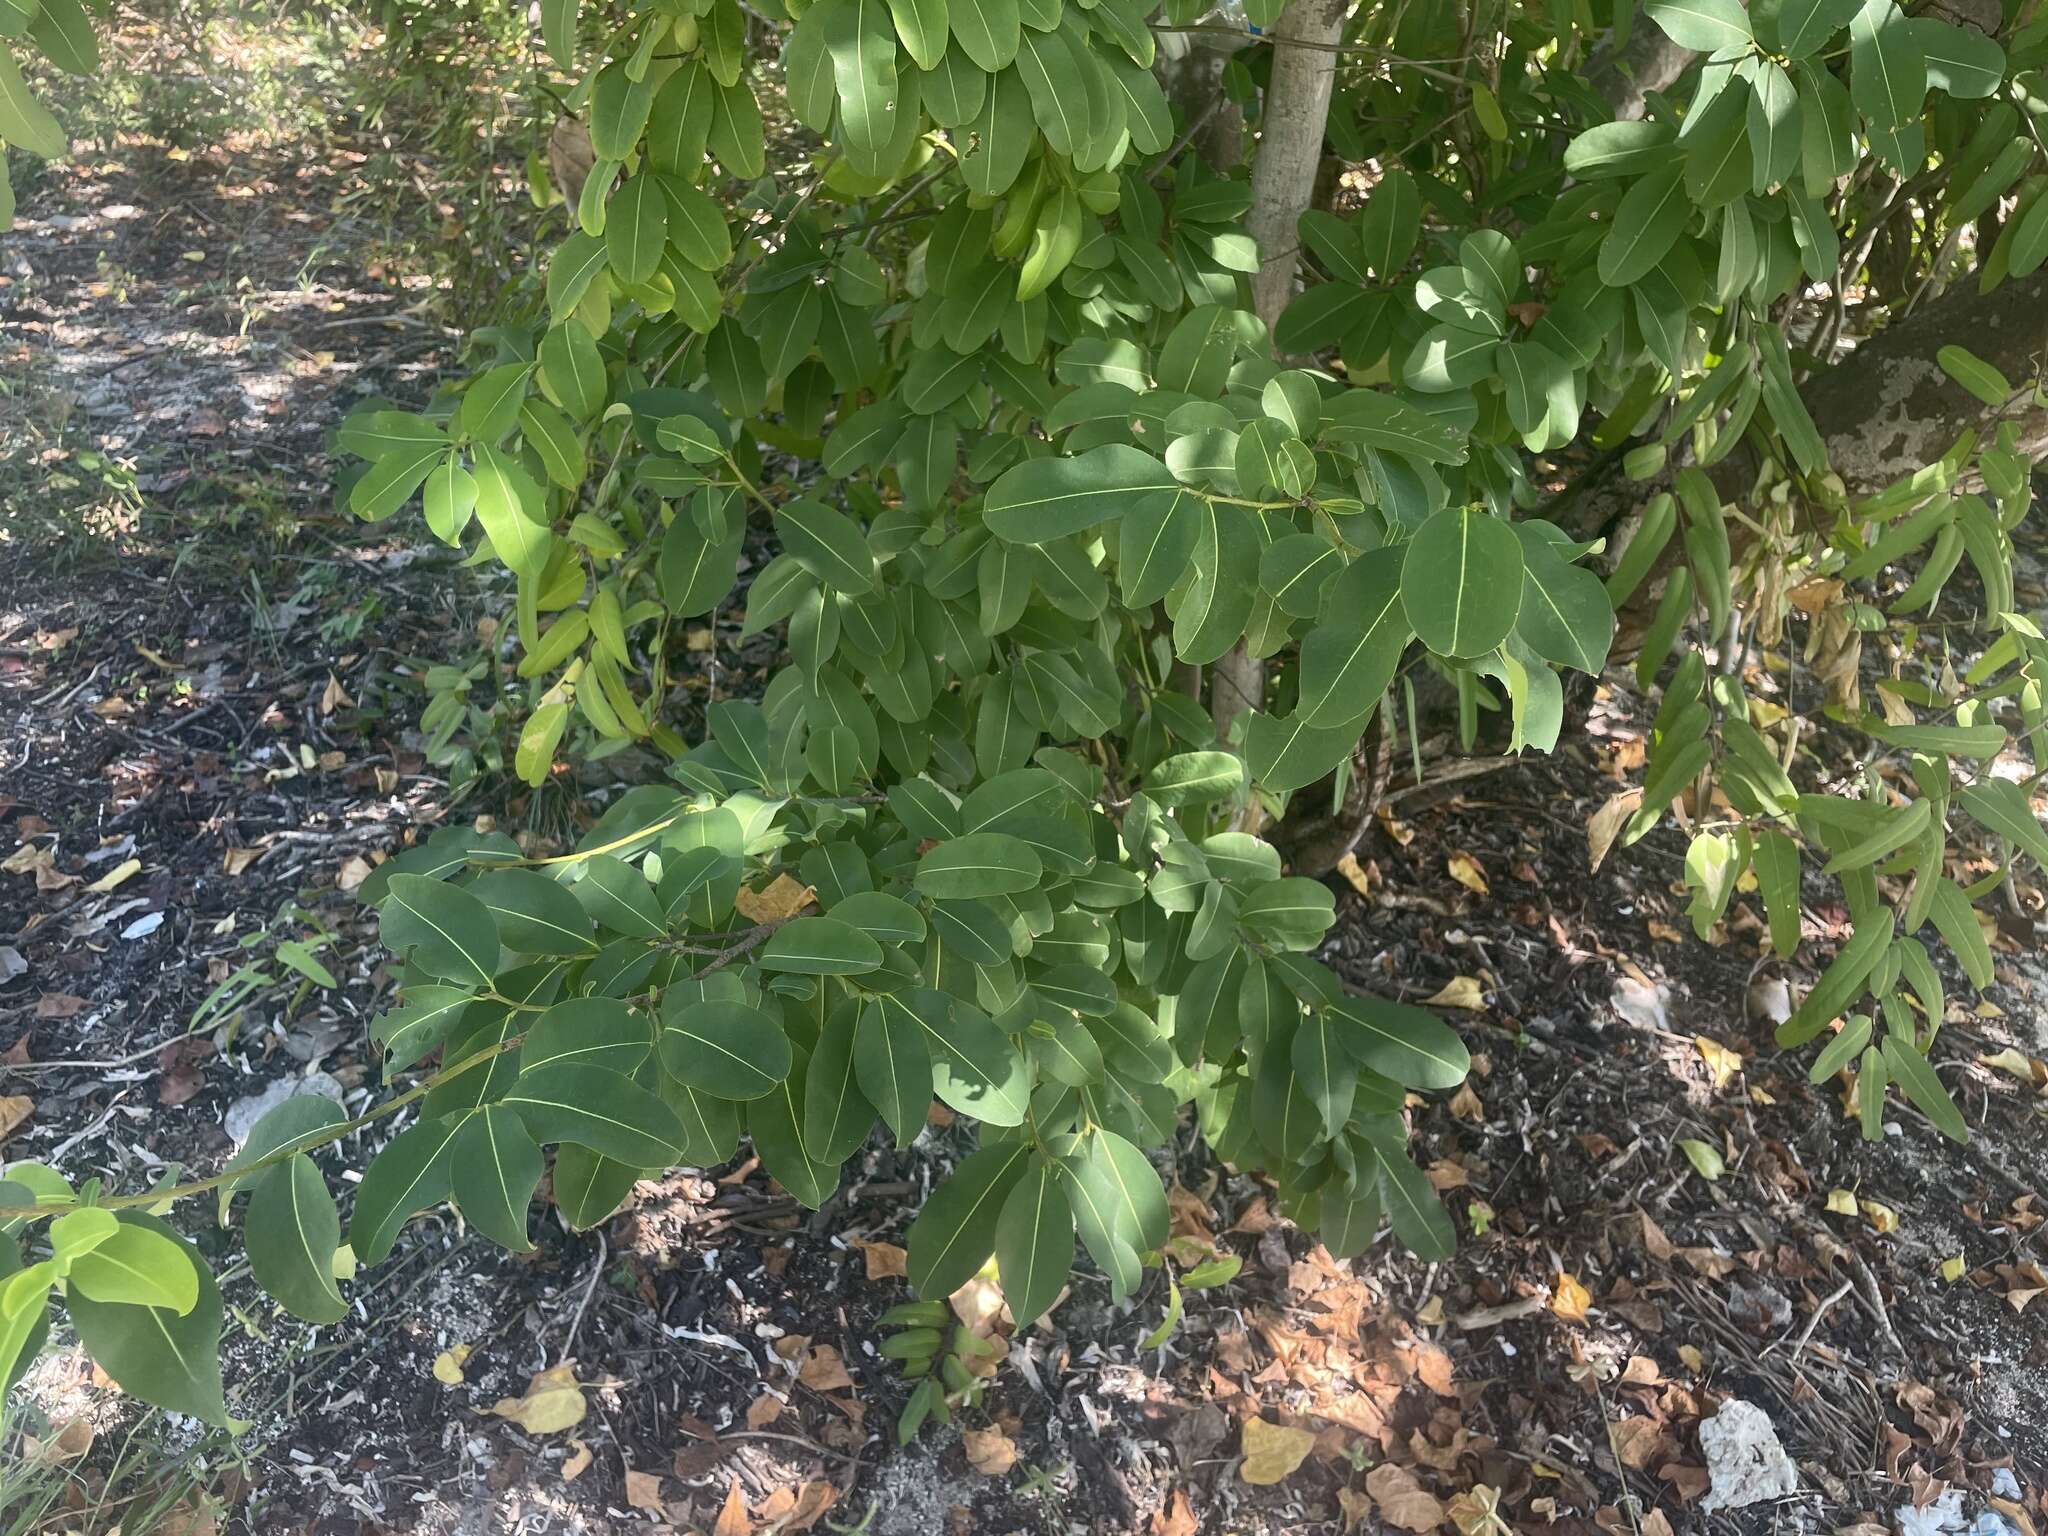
[{"xmin": 1245, "ymin": 0, "xmax": 1349, "ymax": 331}]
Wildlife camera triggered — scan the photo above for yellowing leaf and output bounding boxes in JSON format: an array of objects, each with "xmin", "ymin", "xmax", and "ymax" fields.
[
  {"xmin": 490, "ymin": 1364, "xmax": 587, "ymax": 1433},
  {"xmin": 1858, "ymin": 1198, "xmax": 1898, "ymax": 1235},
  {"xmin": 1940, "ymin": 1255, "xmax": 1965, "ymax": 1283},
  {"xmin": 1587, "ymin": 790, "xmax": 1643, "ymax": 874},
  {"xmin": 1677, "ymin": 1344, "xmax": 1705, "ymax": 1372},
  {"xmin": 1825, "ymin": 1188, "xmax": 1858, "ymax": 1216},
  {"xmin": 1551, "ymin": 1272, "xmax": 1592, "ymax": 1322},
  {"xmin": 85, "ymin": 857, "xmax": 141, "ymax": 894},
  {"xmin": 1448, "ymin": 1484, "xmax": 1511, "ymax": 1536},
  {"xmin": 1446, "ymin": 852, "xmax": 1490, "ymax": 895},
  {"xmin": 1239, "ymin": 1418, "xmax": 1316, "ymax": 1485},
  {"xmin": 1424, "ymin": 976, "xmax": 1486, "ymax": 1011},
  {"xmin": 1693, "ymin": 1035, "xmax": 1742, "ymax": 1090},
  {"xmin": 432, "ymin": 1343, "xmax": 472, "ymax": 1384},
  {"xmin": 1979, "ymin": 1048, "xmax": 2041, "ymax": 1083},
  {"xmin": 1336, "ymin": 852, "xmax": 1373, "ymax": 896},
  {"xmin": 1676, "ymin": 1138, "xmax": 1724, "ymax": 1182}
]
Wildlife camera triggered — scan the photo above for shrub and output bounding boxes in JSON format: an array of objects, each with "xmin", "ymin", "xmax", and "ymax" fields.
[{"xmin": 2, "ymin": 0, "xmax": 2043, "ymax": 1428}]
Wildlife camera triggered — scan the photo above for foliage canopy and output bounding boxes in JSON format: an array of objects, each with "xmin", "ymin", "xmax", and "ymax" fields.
[{"xmin": 2, "ymin": 0, "xmax": 2045, "ymax": 1432}]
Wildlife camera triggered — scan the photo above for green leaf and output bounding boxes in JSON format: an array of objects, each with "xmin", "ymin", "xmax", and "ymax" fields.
[
  {"xmin": 588, "ymin": 61, "xmax": 655, "ymax": 159},
  {"xmin": 826, "ymin": 0, "xmax": 901, "ymax": 170},
  {"xmin": 1645, "ymin": 0, "xmax": 1750, "ymax": 50},
  {"xmin": 1773, "ymin": 0, "xmax": 1859, "ymax": 55},
  {"xmin": 503, "ymin": 1064, "xmax": 687, "ymax": 1166},
  {"xmin": 658, "ymin": 999, "xmax": 793, "ymax": 1101},
  {"xmin": 449, "ymin": 1105, "xmax": 543, "ymax": 1252},
  {"xmin": 984, "ymin": 444, "xmax": 1177, "ymax": 544},
  {"xmin": 1329, "ymin": 993, "xmax": 1470, "ymax": 1089},
  {"xmin": 777, "ymin": 498, "xmax": 877, "ymax": 592},
  {"xmin": 1401, "ymin": 508, "xmax": 1525, "ymax": 659},
  {"xmin": 915, "ymin": 833, "xmax": 1043, "ymax": 898},
  {"xmin": 244, "ymin": 1156, "xmax": 348, "ymax": 1322},
  {"xmin": 1291, "ymin": 1007, "xmax": 1355, "ymax": 1138},
  {"xmin": 1244, "ymin": 710, "xmax": 1368, "ymax": 795},
  {"xmin": 67, "ymin": 1215, "xmax": 232, "ymax": 1426},
  {"xmin": 1144, "ymin": 752, "xmax": 1244, "ymax": 809},
  {"xmin": 855, "ymin": 998, "xmax": 933, "ymax": 1146},
  {"xmin": 889, "ymin": 0, "xmax": 948, "ymax": 69},
  {"xmin": 574, "ymin": 853, "xmax": 667, "ymax": 939},
  {"xmin": 1935, "ymin": 345, "xmax": 2012, "ymax": 408},
  {"xmin": 472, "ymin": 444, "xmax": 553, "ymax": 579},
  {"xmin": 1563, "ymin": 120, "xmax": 1677, "ymax": 179},
  {"xmin": 1880, "ymin": 1035, "xmax": 1968, "ymax": 1143},
  {"xmin": 64, "ymin": 1222, "xmax": 200, "ymax": 1314},
  {"xmin": 803, "ymin": 1004, "xmax": 878, "ymax": 1163},
  {"xmin": 380, "ymin": 874, "xmax": 500, "ymax": 988},
  {"xmin": 1754, "ymin": 828, "xmax": 1802, "ymax": 958},
  {"xmin": 748, "ymin": 1046, "xmax": 842, "ymax": 1207},
  {"xmin": 1357, "ymin": 1123, "xmax": 1455, "ymax": 1259},
  {"xmin": 761, "ymin": 916, "xmax": 884, "ymax": 975},
  {"xmin": 0, "ymin": 46, "xmax": 65, "ymax": 158},
  {"xmin": 1911, "ymin": 16, "xmax": 2003, "ymax": 99},
  {"xmin": 1319, "ymin": 390, "xmax": 1467, "ymax": 464},
  {"xmin": 881, "ymin": 991, "xmax": 1030, "ymax": 1126},
  {"xmin": 351, "ymin": 1113, "xmax": 464, "ymax": 1263},
  {"xmin": 1960, "ymin": 780, "xmax": 2048, "ymax": 869},
  {"xmin": 1598, "ymin": 164, "xmax": 1691, "ymax": 286},
  {"xmin": 1514, "ymin": 529, "xmax": 1615, "ymax": 674},
  {"xmin": 524, "ymin": 997, "xmax": 651, "ymax": 1075},
  {"xmin": 1357, "ymin": 167, "xmax": 1421, "ymax": 279},
  {"xmin": 1057, "ymin": 1127, "xmax": 1166, "ymax": 1302},
  {"xmin": 470, "ymin": 867, "xmax": 598, "ymax": 956},
  {"xmin": 1927, "ymin": 878, "xmax": 1993, "ymax": 989},
  {"xmin": 605, "ymin": 174, "xmax": 667, "ymax": 285},
  {"xmin": 906, "ymin": 1139, "xmax": 1031, "ymax": 1299},
  {"xmin": 995, "ymin": 1159, "xmax": 1072, "ymax": 1325},
  {"xmin": 1299, "ymin": 547, "xmax": 1410, "ymax": 727}
]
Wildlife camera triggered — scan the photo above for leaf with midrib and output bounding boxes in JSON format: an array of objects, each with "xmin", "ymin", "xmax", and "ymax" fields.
[
  {"xmin": 66, "ymin": 1214, "xmax": 232, "ymax": 1427},
  {"xmin": 351, "ymin": 1113, "xmax": 464, "ymax": 1264},
  {"xmin": 380, "ymin": 874, "xmax": 500, "ymax": 989},
  {"xmin": 502, "ymin": 1063, "xmax": 687, "ymax": 1167},
  {"xmin": 1327, "ymin": 994, "xmax": 1470, "ymax": 1089},
  {"xmin": 451, "ymin": 1106, "xmax": 544, "ymax": 1252},
  {"xmin": 983, "ymin": 444, "xmax": 1176, "ymax": 544},
  {"xmin": 995, "ymin": 1159, "xmax": 1072, "ymax": 1325},
  {"xmin": 854, "ymin": 999, "xmax": 932, "ymax": 1146},
  {"xmin": 658, "ymin": 999, "xmax": 793, "ymax": 1101},
  {"xmin": 906, "ymin": 1139, "xmax": 1031, "ymax": 1299},
  {"xmin": 244, "ymin": 1155, "xmax": 348, "ymax": 1323}
]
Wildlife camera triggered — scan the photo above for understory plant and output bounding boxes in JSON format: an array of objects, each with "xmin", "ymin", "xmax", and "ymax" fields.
[{"xmin": 2, "ymin": 0, "xmax": 2045, "ymax": 1431}]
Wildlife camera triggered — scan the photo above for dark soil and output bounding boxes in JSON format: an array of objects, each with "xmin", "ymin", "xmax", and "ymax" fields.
[{"xmin": 4, "ymin": 80, "xmax": 2047, "ymax": 1536}]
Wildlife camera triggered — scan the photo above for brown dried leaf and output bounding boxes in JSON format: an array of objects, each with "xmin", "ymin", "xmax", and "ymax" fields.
[
  {"xmin": 1446, "ymin": 852, "xmax": 1490, "ymax": 895},
  {"xmin": 712, "ymin": 1479, "xmax": 752, "ymax": 1536},
  {"xmin": 734, "ymin": 875, "xmax": 815, "ymax": 923},
  {"xmin": 962, "ymin": 1425, "xmax": 1018, "ymax": 1477},
  {"xmin": 0, "ymin": 1095, "xmax": 33, "ymax": 1142},
  {"xmin": 853, "ymin": 1239, "xmax": 908, "ymax": 1279},
  {"xmin": 1365, "ymin": 1463, "xmax": 1447, "ymax": 1532},
  {"xmin": 623, "ymin": 1470, "xmax": 664, "ymax": 1512}
]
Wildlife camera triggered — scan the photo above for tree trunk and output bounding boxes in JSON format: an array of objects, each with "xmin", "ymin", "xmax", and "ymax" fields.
[
  {"xmin": 1246, "ymin": 0, "xmax": 1348, "ymax": 331},
  {"xmin": 1210, "ymin": 0, "xmax": 1350, "ymax": 760}
]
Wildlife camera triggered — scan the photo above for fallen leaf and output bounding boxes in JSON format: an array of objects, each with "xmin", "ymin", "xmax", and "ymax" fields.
[
  {"xmin": 337, "ymin": 856, "xmax": 373, "ymax": 892},
  {"xmin": 1693, "ymin": 1035, "xmax": 1742, "ymax": 1090},
  {"xmin": 1336, "ymin": 852, "xmax": 1373, "ymax": 896},
  {"xmin": 1424, "ymin": 976, "xmax": 1486, "ymax": 1011},
  {"xmin": 624, "ymin": 1470, "xmax": 664, "ymax": 1512},
  {"xmin": 1677, "ymin": 1344, "xmax": 1705, "ymax": 1372},
  {"xmin": 1551, "ymin": 1273, "xmax": 1592, "ymax": 1322},
  {"xmin": 746, "ymin": 1393, "xmax": 782, "ymax": 1428},
  {"xmin": 712, "ymin": 1478, "xmax": 752, "ymax": 1536},
  {"xmin": 1239, "ymin": 1418, "xmax": 1315, "ymax": 1486},
  {"xmin": 1448, "ymin": 1484, "xmax": 1510, "ymax": 1536},
  {"xmin": 489, "ymin": 1363, "xmax": 586, "ymax": 1434},
  {"xmin": 1859, "ymin": 1198, "xmax": 1898, "ymax": 1235},
  {"xmin": 1825, "ymin": 1188, "xmax": 1858, "ymax": 1216},
  {"xmin": 787, "ymin": 1482, "xmax": 838, "ymax": 1532},
  {"xmin": 1446, "ymin": 852, "xmax": 1490, "ymax": 895},
  {"xmin": 1448, "ymin": 1084, "xmax": 1484, "ymax": 1122},
  {"xmin": 1939, "ymin": 1255, "xmax": 1965, "ymax": 1283},
  {"xmin": 85, "ymin": 857, "xmax": 141, "ymax": 894},
  {"xmin": 798, "ymin": 1344, "xmax": 854, "ymax": 1393},
  {"xmin": 734, "ymin": 874, "xmax": 815, "ymax": 923},
  {"xmin": 222, "ymin": 847, "xmax": 263, "ymax": 876},
  {"xmin": 321, "ymin": 673, "xmax": 353, "ymax": 714},
  {"xmin": 560, "ymin": 1440, "xmax": 592, "ymax": 1481},
  {"xmin": 1366, "ymin": 1462, "xmax": 1447, "ymax": 1532},
  {"xmin": 34, "ymin": 993, "xmax": 87, "ymax": 1019},
  {"xmin": 1676, "ymin": 1138, "xmax": 1724, "ymax": 1182},
  {"xmin": 1153, "ymin": 1489, "xmax": 1200, "ymax": 1536},
  {"xmin": 1586, "ymin": 790, "xmax": 1644, "ymax": 874},
  {"xmin": 432, "ymin": 1343, "xmax": 472, "ymax": 1384},
  {"xmin": 854, "ymin": 1238, "xmax": 908, "ymax": 1279},
  {"xmin": 962, "ymin": 1424, "xmax": 1018, "ymax": 1477},
  {"xmin": 0, "ymin": 1096, "xmax": 33, "ymax": 1141},
  {"xmin": 23, "ymin": 1417, "xmax": 94, "ymax": 1464},
  {"xmin": 1338, "ymin": 1487, "xmax": 1374, "ymax": 1531}
]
